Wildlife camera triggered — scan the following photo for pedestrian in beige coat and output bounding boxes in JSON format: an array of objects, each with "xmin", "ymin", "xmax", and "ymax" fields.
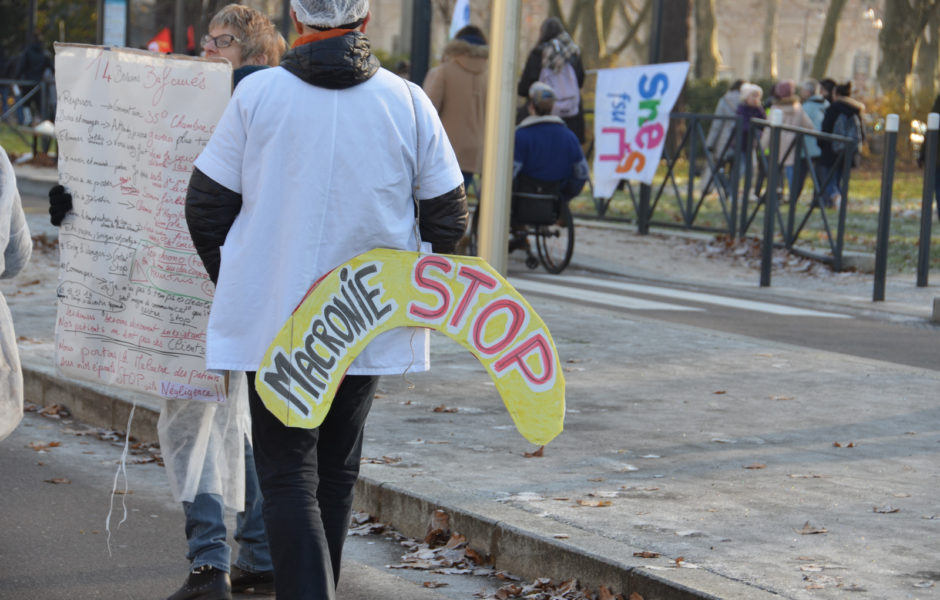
[
  {"xmin": 761, "ymin": 80, "xmax": 814, "ymax": 194},
  {"xmin": 423, "ymin": 25, "xmax": 488, "ymax": 190}
]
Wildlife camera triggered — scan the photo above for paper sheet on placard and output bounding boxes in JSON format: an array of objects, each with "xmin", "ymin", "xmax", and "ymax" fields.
[
  {"xmin": 593, "ymin": 62, "xmax": 689, "ymax": 197},
  {"xmin": 53, "ymin": 44, "xmax": 231, "ymax": 402}
]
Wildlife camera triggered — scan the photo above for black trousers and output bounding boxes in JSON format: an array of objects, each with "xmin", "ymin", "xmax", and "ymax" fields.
[{"xmin": 247, "ymin": 372, "xmax": 379, "ymax": 599}]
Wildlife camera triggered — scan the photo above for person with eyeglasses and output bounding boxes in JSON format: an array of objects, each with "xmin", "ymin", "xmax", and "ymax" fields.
[
  {"xmin": 202, "ymin": 4, "xmax": 287, "ymax": 87},
  {"xmin": 166, "ymin": 9, "xmax": 286, "ymax": 599},
  {"xmin": 48, "ymin": 5, "xmax": 285, "ymax": 600}
]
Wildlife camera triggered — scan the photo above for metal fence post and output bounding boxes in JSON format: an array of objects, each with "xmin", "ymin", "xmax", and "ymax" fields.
[
  {"xmin": 732, "ymin": 115, "xmax": 744, "ymax": 238},
  {"xmin": 686, "ymin": 114, "xmax": 697, "ymax": 226},
  {"xmin": 637, "ymin": 0, "xmax": 663, "ymax": 236},
  {"xmin": 761, "ymin": 109, "xmax": 783, "ymax": 287},
  {"xmin": 873, "ymin": 114, "xmax": 899, "ymax": 302},
  {"xmin": 917, "ymin": 113, "xmax": 939, "ymax": 287}
]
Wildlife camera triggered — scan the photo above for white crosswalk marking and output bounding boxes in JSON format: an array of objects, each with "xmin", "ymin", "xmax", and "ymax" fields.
[
  {"xmin": 519, "ymin": 274, "xmax": 852, "ymax": 318},
  {"xmin": 510, "ymin": 278, "xmax": 703, "ymax": 311}
]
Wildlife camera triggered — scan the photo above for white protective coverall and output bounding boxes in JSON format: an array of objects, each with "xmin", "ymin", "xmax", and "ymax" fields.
[
  {"xmin": 157, "ymin": 371, "xmax": 251, "ymax": 510},
  {"xmin": 0, "ymin": 146, "xmax": 32, "ymax": 441}
]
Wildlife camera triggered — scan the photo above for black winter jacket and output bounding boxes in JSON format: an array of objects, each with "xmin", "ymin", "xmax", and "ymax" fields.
[
  {"xmin": 185, "ymin": 32, "xmax": 467, "ymax": 284},
  {"xmin": 819, "ymin": 97, "xmax": 864, "ymax": 168}
]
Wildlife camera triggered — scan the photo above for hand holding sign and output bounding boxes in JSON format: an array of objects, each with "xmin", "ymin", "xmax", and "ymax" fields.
[{"xmin": 255, "ymin": 249, "xmax": 565, "ymax": 446}]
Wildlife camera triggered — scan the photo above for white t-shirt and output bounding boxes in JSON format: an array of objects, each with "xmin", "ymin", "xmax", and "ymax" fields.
[{"xmin": 194, "ymin": 66, "xmax": 462, "ymax": 373}]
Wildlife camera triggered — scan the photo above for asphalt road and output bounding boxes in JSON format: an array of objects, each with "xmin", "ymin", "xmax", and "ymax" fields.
[
  {"xmin": 0, "ymin": 410, "xmax": 505, "ymax": 600},
  {"xmin": 512, "ymin": 271, "xmax": 940, "ymax": 372}
]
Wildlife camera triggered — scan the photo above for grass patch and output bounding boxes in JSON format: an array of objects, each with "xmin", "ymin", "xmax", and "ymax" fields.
[
  {"xmin": 571, "ymin": 161, "xmax": 940, "ymax": 275},
  {"xmin": 0, "ymin": 124, "xmax": 56, "ymax": 158}
]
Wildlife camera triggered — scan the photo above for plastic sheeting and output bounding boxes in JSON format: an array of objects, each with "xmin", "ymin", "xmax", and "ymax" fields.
[
  {"xmin": 158, "ymin": 372, "xmax": 251, "ymax": 511},
  {"xmin": 0, "ymin": 146, "xmax": 31, "ymax": 442}
]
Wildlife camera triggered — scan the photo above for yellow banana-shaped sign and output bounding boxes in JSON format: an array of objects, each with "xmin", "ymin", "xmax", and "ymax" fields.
[{"xmin": 255, "ymin": 249, "xmax": 564, "ymax": 445}]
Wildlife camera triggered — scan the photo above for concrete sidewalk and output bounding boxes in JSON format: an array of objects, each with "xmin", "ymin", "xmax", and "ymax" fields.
[{"xmin": 10, "ymin": 165, "xmax": 940, "ymax": 599}]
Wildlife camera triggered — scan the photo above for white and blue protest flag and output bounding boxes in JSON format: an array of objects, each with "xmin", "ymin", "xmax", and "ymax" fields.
[
  {"xmin": 593, "ymin": 62, "xmax": 689, "ymax": 196},
  {"xmin": 449, "ymin": 0, "xmax": 471, "ymax": 39}
]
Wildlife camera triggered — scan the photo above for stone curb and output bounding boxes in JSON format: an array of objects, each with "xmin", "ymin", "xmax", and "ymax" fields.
[
  {"xmin": 353, "ymin": 474, "xmax": 779, "ymax": 600},
  {"xmin": 20, "ymin": 357, "xmax": 776, "ymax": 599},
  {"xmin": 21, "ymin": 360, "xmax": 162, "ymax": 444}
]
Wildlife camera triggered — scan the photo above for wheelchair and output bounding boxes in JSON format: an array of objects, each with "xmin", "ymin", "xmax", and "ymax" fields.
[{"xmin": 468, "ymin": 175, "xmax": 575, "ymax": 274}]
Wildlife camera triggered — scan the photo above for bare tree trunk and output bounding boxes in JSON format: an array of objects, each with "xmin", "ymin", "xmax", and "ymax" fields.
[
  {"xmin": 877, "ymin": 0, "xmax": 940, "ymax": 95},
  {"xmin": 809, "ymin": 0, "xmax": 847, "ymax": 79},
  {"xmin": 915, "ymin": 10, "xmax": 940, "ymax": 97},
  {"xmin": 694, "ymin": 0, "xmax": 719, "ymax": 81},
  {"xmin": 759, "ymin": 0, "xmax": 778, "ymax": 79},
  {"xmin": 660, "ymin": 0, "xmax": 690, "ymax": 63},
  {"xmin": 551, "ymin": 0, "xmax": 651, "ymax": 69}
]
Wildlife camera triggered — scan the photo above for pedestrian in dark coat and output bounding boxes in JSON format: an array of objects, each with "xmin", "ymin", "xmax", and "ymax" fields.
[
  {"xmin": 14, "ymin": 32, "xmax": 53, "ymax": 124},
  {"xmin": 517, "ymin": 18, "xmax": 586, "ymax": 143}
]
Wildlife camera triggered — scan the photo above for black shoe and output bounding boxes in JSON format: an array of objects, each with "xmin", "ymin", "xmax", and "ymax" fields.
[
  {"xmin": 230, "ymin": 565, "xmax": 275, "ymax": 594},
  {"xmin": 166, "ymin": 565, "xmax": 231, "ymax": 600}
]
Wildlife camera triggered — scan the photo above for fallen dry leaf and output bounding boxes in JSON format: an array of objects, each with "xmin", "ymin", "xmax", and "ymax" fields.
[
  {"xmin": 360, "ymin": 455, "xmax": 401, "ymax": 465},
  {"xmin": 464, "ymin": 547, "xmax": 487, "ymax": 565},
  {"xmin": 27, "ymin": 441, "xmax": 61, "ymax": 451},
  {"xmin": 577, "ymin": 499, "xmax": 612, "ymax": 507},
  {"xmin": 713, "ymin": 390, "xmax": 727, "ymax": 394},
  {"xmin": 598, "ymin": 585, "xmax": 616, "ymax": 600},
  {"xmin": 798, "ymin": 521, "xmax": 828, "ymax": 535},
  {"xmin": 629, "ymin": 593, "xmax": 644, "ymax": 600},
  {"xmin": 674, "ymin": 556, "xmax": 685, "ymax": 566},
  {"xmin": 432, "ymin": 404, "xmax": 458, "ymax": 413},
  {"xmin": 633, "ymin": 551, "xmax": 660, "ymax": 558},
  {"xmin": 494, "ymin": 584, "xmax": 522, "ymax": 599},
  {"xmin": 832, "ymin": 441, "xmax": 855, "ymax": 448},
  {"xmin": 39, "ymin": 404, "xmax": 70, "ymax": 419},
  {"xmin": 43, "ymin": 478, "xmax": 71, "ymax": 484},
  {"xmin": 422, "ymin": 581, "xmax": 447, "ymax": 588},
  {"xmin": 744, "ymin": 463, "xmax": 766, "ymax": 469},
  {"xmin": 873, "ymin": 505, "xmax": 900, "ymax": 514},
  {"xmin": 523, "ymin": 446, "xmax": 544, "ymax": 458}
]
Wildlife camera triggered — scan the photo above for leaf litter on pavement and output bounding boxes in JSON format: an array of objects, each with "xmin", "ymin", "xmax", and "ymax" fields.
[{"xmin": 351, "ymin": 510, "xmax": 629, "ymax": 599}]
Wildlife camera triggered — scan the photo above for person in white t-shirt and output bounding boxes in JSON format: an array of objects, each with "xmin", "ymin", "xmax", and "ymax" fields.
[{"xmin": 184, "ymin": 0, "xmax": 467, "ymax": 597}]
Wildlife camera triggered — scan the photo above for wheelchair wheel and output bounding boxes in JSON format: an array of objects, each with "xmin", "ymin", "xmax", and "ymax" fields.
[{"xmin": 535, "ymin": 202, "xmax": 574, "ymax": 274}]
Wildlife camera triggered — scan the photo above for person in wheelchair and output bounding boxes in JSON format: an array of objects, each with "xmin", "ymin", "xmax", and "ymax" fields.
[{"xmin": 511, "ymin": 81, "xmax": 589, "ymax": 251}]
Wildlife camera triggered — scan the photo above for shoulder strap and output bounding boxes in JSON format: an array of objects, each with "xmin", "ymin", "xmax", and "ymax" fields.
[{"xmin": 403, "ymin": 80, "xmax": 422, "ymax": 251}]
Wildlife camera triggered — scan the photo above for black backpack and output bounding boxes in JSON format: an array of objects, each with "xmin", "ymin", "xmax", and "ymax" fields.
[{"xmin": 832, "ymin": 112, "xmax": 863, "ymax": 167}]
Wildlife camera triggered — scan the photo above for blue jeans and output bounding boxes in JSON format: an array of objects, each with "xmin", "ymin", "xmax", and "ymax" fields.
[
  {"xmin": 817, "ymin": 163, "xmax": 842, "ymax": 202},
  {"xmin": 182, "ymin": 440, "xmax": 272, "ymax": 573}
]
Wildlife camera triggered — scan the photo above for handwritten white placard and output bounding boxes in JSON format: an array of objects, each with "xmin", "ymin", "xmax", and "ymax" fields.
[{"xmin": 53, "ymin": 44, "xmax": 232, "ymax": 402}]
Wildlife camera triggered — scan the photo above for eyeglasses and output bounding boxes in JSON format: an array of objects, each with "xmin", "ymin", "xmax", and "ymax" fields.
[{"xmin": 201, "ymin": 33, "xmax": 241, "ymax": 49}]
